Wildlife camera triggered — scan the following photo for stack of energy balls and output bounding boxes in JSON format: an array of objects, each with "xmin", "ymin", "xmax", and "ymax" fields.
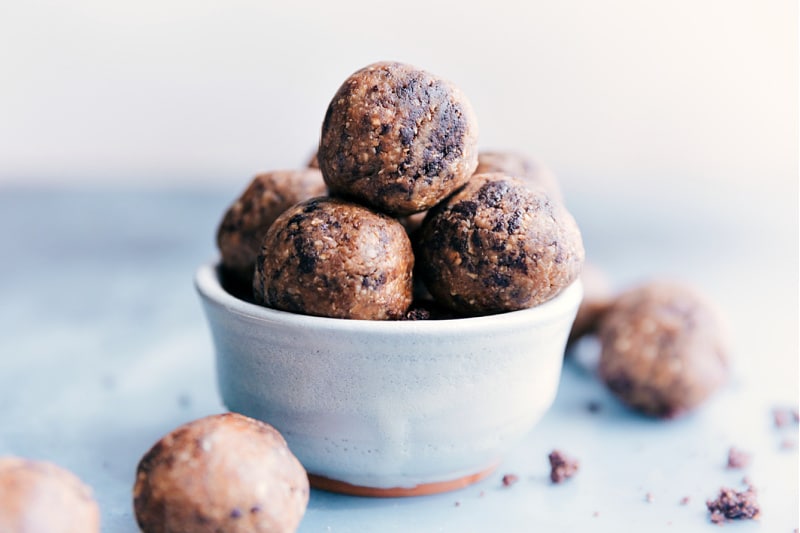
[{"xmin": 217, "ymin": 61, "xmax": 585, "ymax": 320}]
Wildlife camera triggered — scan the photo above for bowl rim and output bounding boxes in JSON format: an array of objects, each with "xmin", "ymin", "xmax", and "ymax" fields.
[{"xmin": 195, "ymin": 260, "xmax": 582, "ymax": 335}]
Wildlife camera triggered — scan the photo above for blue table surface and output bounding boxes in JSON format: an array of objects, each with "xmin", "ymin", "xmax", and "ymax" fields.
[{"xmin": 0, "ymin": 185, "xmax": 796, "ymax": 532}]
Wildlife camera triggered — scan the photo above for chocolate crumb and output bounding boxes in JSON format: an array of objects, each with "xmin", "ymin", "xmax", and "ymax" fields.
[
  {"xmin": 679, "ymin": 496, "xmax": 690, "ymax": 506},
  {"xmin": 726, "ymin": 447, "xmax": 752, "ymax": 469},
  {"xmin": 403, "ymin": 307, "xmax": 431, "ymax": 321},
  {"xmin": 706, "ymin": 485, "xmax": 760, "ymax": 524},
  {"xmin": 454, "ymin": 501, "xmax": 461, "ymax": 507},
  {"xmin": 645, "ymin": 492, "xmax": 655, "ymax": 503},
  {"xmin": 773, "ymin": 406, "xmax": 799, "ymax": 428},
  {"xmin": 710, "ymin": 510, "xmax": 726, "ymax": 524},
  {"xmin": 548, "ymin": 450, "xmax": 579, "ymax": 484},
  {"xmin": 230, "ymin": 508, "xmax": 242, "ymax": 519},
  {"xmin": 501, "ymin": 474, "xmax": 519, "ymax": 487}
]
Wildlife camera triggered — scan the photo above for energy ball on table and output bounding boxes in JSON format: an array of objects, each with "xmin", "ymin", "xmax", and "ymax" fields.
[
  {"xmin": 134, "ymin": 413, "xmax": 309, "ymax": 533},
  {"xmin": 568, "ymin": 261, "xmax": 613, "ymax": 342},
  {"xmin": 306, "ymin": 151, "xmax": 319, "ymax": 169},
  {"xmin": 475, "ymin": 150, "xmax": 564, "ymax": 204},
  {"xmin": 217, "ymin": 169, "xmax": 327, "ymax": 286},
  {"xmin": 318, "ymin": 61, "xmax": 479, "ymax": 215},
  {"xmin": 597, "ymin": 281, "xmax": 730, "ymax": 418},
  {"xmin": 0, "ymin": 457, "xmax": 100, "ymax": 533},
  {"xmin": 253, "ymin": 197, "xmax": 414, "ymax": 320},
  {"xmin": 417, "ymin": 173, "xmax": 584, "ymax": 315}
]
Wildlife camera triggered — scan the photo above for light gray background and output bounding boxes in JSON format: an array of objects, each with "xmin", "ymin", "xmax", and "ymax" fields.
[{"xmin": 1, "ymin": 0, "xmax": 796, "ymax": 198}]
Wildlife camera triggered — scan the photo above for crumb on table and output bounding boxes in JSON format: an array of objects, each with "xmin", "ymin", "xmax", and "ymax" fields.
[
  {"xmin": 706, "ymin": 483, "xmax": 760, "ymax": 524},
  {"xmin": 548, "ymin": 450, "xmax": 579, "ymax": 484},
  {"xmin": 726, "ymin": 447, "xmax": 751, "ymax": 469}
]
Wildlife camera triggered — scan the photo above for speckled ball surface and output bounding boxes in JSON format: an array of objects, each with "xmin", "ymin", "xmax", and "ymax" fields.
[
  {"xmin": 253, "ymin": 197, "xmax": 414, "ymax": 320},
  {"xmin": 133, "ymin": 413, "xmax": 309, "ymax": 533},
  {"xmin": 0, "ymin": 457, "xmax": 100, "ymax": 533},
  {"xmin": 474, "ymin": 150, "xmax": 563, "ymax": 204},
  {"xmin": 597, "ymin": 281, "xmax": 730, "ymax": 418},
  {"xmin": 216, "ymin": 169, "xmax": 327, "ymax": 284},
  {"xmin": 417, "ymin": 173, "xmax": 584, "ymax": 315},
  {"xmin": 318, "ymin": 61, "xmax": 479, "ymax": 215}
]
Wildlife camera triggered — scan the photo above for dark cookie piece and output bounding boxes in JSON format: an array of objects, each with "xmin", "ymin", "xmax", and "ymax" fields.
[
  {"xmin": 134, "ymin": 413, "xmax": 309, "ymax": 533},
  {"xmin": 772, "ymin": 406, "xmax": 799, "ymax": 428},
  {"xmin": 548, "ymin": 450, "xmax": 579, "ymax": 483},
  {"xmin": 318, "ymin": 61, "xmax": 479, "ymax": 215},
  {"xmin": 253, "ymin": 197, "xmax": 414, "ymax": 320},
  {"xmin": 706, "ymin": 484, "xmax": 760, "ymax": 524},
  {"xmin": 417, "ymin": 173, "xmax": 584, "ymax": 315},
  {"xmin": 501, "ymin": 474, "xmax": 519, "ymax": 487},
  {"xmin": 401, "ymin": 299, "xmax": 459, "ymax": 321},
  {"xmin": 0, "ymin": 457, "xmax": 100, "ymax": 533},
  {"xmin": 474, "ymin": 150, "xmax": 563, "ymax": 204},
  {"xmin": 598, "ymin": 281, "xmax": 730, "ymax": 418},
  {"xmin": 217, "ymin": 169, "xmax": 327, "ymax": 285},
  {"xmin": 726, "ymin": 447, "xmax": 751, "ymax": 469}
]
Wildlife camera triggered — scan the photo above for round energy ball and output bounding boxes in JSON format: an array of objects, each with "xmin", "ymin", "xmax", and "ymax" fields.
[
  {"xmin": 217, "ymin": 169, "xmax": 327, "ymax": 285},
  {"xmin": 568, "ymin": 261, "xmax": 614, "ymax": 342},
  {"xmin": 133, "ymin": 413, "xmax": 309, "ymax": 533},
  {"xmin": 318, "ymin": 61, "xmax": 479, "ymax": 215},
  {"xmin": 597, "ymin": 281, "xmax": 730, "ymax": 418},
  {"xmin": 417, "ymin": 173, "xmax": 584, "ymax": 315},
  {"xmin": 474, "ymin": 150, "xmax": 563, "ymax": 204},
  {"xmin": 253, "ymin": 197, "xmax": 414, "ymax": 320},
  {"xmin": 0, "ymin": 457, "xmax": 100, "ymax": 533}
]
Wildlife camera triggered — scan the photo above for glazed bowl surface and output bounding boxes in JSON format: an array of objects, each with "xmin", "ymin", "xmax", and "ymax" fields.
[{"xmin": 195, "ymin": 261, "xmax": 582, "ymax": 495}]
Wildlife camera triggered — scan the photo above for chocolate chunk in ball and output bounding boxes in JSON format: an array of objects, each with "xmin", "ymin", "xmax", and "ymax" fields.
[
  {"xmin": 253, "ymin": 197, "xmax": 414, "ymax": 320},
  {"xmin": 597, "ymin": 281, "xmax": 730, "ymax": 418},
  {"xmin": 475, "ymin": 150, "xmax": 563, "ymax": 204},
  {"xmin": 318, "ymin": 61, "xmax": 479, "ymax": 215},
  {"xmin": 0, "ymin": 457, "xmax": 100, "ymax": 533},
  {"xmin": 417, "ymin": 173, "xmax": 584, "ymax": 315},
  {"xmin": 134, "ymin": 413, "xmax": 309, "ymax": 533},
  {"xmin": 568, "ymin": 261, "xmax": 613, "ymax": 342},
  {"xmin": 217, "ymin": 169, "xmax": 327, "ymax": 286}
]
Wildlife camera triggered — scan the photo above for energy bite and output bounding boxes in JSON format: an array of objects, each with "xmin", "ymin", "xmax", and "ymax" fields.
[
  {"xmin": 318, "ymin": 61, "xmax": 479, "ymax": 215},
  {"xmin": 134, "ymin": 413, "xmax": 309, "ymax": 533},
  {"xmin": 253, "ymin": 197, "xmax": 414, "ymax": 320},
  {"xmin": 417, "ymin": 173, "xmax": 584, "ymax": 315},
  {"xmin": 474, "ymin": 150, "xmax": 563, "ymax": 204},
  {"xmin": 217, "ymin": 169, "xmax": 327, "ymax": 285},
  {"xmin": 568, "ymin": 261, "xmax": 613, "ymax": 342},
  {"xmin": 597, "ymin": 281, "xmax": 730, "ymax": 418},
  {"xmin": 0, "ymin": 457, "xmax": 100, "ymax": 533}
]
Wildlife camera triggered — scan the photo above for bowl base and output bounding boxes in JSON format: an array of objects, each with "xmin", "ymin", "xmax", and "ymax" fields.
[{"xmin": 308, "ymin": 463, "xmax": 498, "ymax": 497}]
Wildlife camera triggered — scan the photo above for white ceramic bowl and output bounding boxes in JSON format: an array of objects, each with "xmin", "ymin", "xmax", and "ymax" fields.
[{"xmin": 195, "ymin": 261, "xmax": 582, "ymax": 496}]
